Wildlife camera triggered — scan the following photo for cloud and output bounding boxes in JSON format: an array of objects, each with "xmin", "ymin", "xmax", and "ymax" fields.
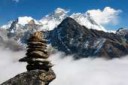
[
  {"xmin": 0, "ymin": 48, "xmax": 26, "ymax": 83},
  {"xmin": 50, "ymin": 53, "xmax": 128, "ymax": 85},
  {"xmin": 12, "ymin": 0, "xmax": 19, "ymax": 3},
  {"xmin": 86, "ymin": 7, "xmax": 122, "ymax": 25},
  {"xmin": 0, "ymin": 50, "xmax": 128, "ymax": 85}
]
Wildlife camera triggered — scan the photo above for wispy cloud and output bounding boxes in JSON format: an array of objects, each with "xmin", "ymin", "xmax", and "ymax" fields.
[
  {"xmin": 86, "ymin": 7, "xmax": 122, "ymax": 25},
  {"xmin": 12, "ymin": 0, "xmax": 19, "ymax": 3}
]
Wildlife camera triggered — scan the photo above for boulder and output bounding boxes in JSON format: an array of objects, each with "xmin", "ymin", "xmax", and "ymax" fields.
[{"xmin": 1, "ymin": 70, "xmax": 56, "ymax": 85}]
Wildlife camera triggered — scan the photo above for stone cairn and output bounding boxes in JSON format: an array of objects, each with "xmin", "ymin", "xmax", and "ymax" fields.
[{"xmin": 19, "ymin": 31, "xmax": 56, "ymax": 85}]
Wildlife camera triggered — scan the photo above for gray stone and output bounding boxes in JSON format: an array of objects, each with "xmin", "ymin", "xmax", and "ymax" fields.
[{"xmin": 1, "ymin": 70, "xmax": 56, "ymax": 85}]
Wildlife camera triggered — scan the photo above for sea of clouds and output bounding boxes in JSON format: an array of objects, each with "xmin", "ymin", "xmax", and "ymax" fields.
[
  {"xmin": 0, "ymin": 48, "xmax": 26, "ymax": 83},
  {"xmin": 0, "ymin": 48, "xmax": 128, "ymax": 85}
]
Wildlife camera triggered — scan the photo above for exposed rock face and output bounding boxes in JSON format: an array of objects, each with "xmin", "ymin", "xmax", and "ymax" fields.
[
  {"xmin": 0, "ymin": 36, "xmax": 4, "ymax": 46},
  {"xmin": 1, "ymin": 31, "xmax": 56, "ymax": 85},
  {"xmin": 1, "ymin": 70, "xmax": 55, "ymax": 85},
  {"xmin": 6, "ymin": 18, "xmax": 42, "ymax": 45},
  {"xmin": 47, "ymin": 17, "xmax": 128, "ymax": 58},
  {"xmin": 116, "ymin": 28, "xmax": 128, "ymax": 41}
]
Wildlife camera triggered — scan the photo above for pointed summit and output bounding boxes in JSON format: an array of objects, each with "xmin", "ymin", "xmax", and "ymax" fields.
[
  {"xmin": 58, "ymin": 17, "xmax": 80, "ymax": 27},
  {"xmin": 28, "ymin": 20, "xmax": 36, "ymax": 25}
]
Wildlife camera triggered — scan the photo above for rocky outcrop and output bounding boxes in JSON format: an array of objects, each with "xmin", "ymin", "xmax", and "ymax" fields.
[
  {"xmin": 1, "ymin": 31, "xmax": 56, "ymax": 85},
  {"xmin": 1, "ymin": 70, "xmax": 55, "ymax": 85},
  {"xmin": 6, "ymin": 18, "xmax": 42, "ymax": 45},
  {"xmin": 116, "ymin": 28, "xmax": 128, "ymax": 41}
]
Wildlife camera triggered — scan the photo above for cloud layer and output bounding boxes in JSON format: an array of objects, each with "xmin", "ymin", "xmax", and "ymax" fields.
[
  {"xmin": 0, "ymin": 50, "xmax": 128, "ymax": 85},
  {"xmin": 50, "ymin": 53, "xmax": 128, "ymax": 85},
  {"xmin": 0, "ymin": 48, "xmax": 26, "ymax": 83}
]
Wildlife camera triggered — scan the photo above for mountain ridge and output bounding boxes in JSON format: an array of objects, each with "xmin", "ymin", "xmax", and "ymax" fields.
[
  {"xmin": 0, "ymin": 15, "xmax": 128, "ymax": 58},
  {"xmin": 47, "ymin": 17, "xmax": 128, "ymax": 58}
]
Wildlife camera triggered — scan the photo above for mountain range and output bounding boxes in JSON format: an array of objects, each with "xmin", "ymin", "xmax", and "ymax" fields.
[{"xmin": 0, "ymin": 8, "xmax": 128, "ymax": 58}]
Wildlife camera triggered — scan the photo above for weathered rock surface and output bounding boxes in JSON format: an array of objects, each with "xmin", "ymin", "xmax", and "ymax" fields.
[{"xmin": 1, "ymin": 70, "xmax": 56, "ymax": 85}]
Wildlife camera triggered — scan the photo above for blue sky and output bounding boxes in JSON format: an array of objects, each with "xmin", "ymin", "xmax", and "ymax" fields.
[{"xmin": 0, "ymin": 0, "xmax": 128, "ymax": 30}]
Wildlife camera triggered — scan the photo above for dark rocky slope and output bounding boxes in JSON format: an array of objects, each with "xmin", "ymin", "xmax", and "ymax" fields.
[{"xmin": 47, "ymin": 17, "xmax": 128, "ymax": 58}]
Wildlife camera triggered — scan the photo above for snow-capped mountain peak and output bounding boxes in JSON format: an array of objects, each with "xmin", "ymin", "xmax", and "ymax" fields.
[
  {"xmin": 116, "ymin": 28, "xmax": 128, "ymax": 35},
  {"xmin": 70, "ymin": 12, "xmax": 106, "ymax": 31},
  {"xmin": 17, "ymin": 16, "xmax": 33, "ymax": 26},
  {"xmin": 17, "ymin": 16, "xmax": 40, "ymax": 26},
  {"xmin": 1, "ymin": 21, "xmax": 12, "ymax": 29},
  {"xmin": 1, "ymin": 16, "xmax": 40, "ymax": 30},
  {"xmin": 39, "ymin": 8, "xmax": 68, "ymax": 31},
  {"xmin": 54, "ymin": 8, "xmax": 69, "ymax": 20}
]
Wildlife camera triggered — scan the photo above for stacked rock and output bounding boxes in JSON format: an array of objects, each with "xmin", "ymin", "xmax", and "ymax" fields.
[
  {"xmin": 19, "ymin": 31, "xmax": 53, "ymax": 71},
  {"xmin": 1, "ymin": 31, "xmax": 56, "ymax": 85}
]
